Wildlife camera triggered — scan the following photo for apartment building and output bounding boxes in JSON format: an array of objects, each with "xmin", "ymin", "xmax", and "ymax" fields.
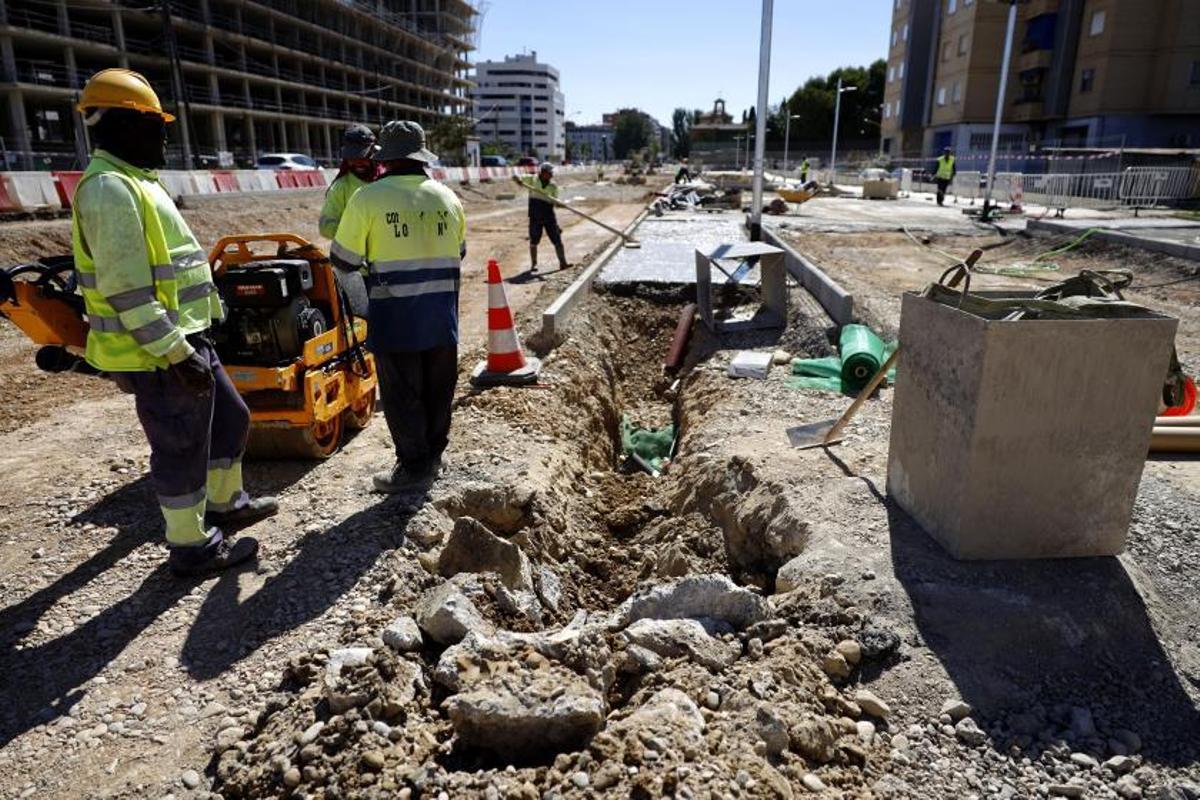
[
  {"xmin": 471, "ymin": 51, "xmax": 564, "ymax": 162},
  {"xmin": 565, "ymin": 121, "xmax": 613, "ymax": 162},
  {"xmin": 0, "ymin": 0, "xmax": 477, "ymax": 170},
  {"xmin": 881, "ymin": 0, "xmax": 1200, "ymax": 158}
]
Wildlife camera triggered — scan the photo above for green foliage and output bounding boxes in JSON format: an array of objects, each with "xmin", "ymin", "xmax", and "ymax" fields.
[
  {"xmin": 772, "ymin": 59, "xmax": 887, "ymax": 145},
  {"xmin": 611, "ymin": 107, "xmax": 654, "ymax": 159},
  {"xmin": 427, "ymin": 115, "xmax": 472, "ymax": 165}
]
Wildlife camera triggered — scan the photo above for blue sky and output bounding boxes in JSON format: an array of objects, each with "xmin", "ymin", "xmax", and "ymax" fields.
[{"xmin": 474, "ymin": 0, "xmax": 894, "ymax": 125}]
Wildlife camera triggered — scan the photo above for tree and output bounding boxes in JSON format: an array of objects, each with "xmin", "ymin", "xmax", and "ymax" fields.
[
  {"xmin": 611, "ymin": 108, "xmax": 653, "ymax": 159},
  {"xmin": 671, "ymin": 107, "xmax": 691, "ymax": 159},
  {"xmin": 427, "ymin": 115, "xmax": 472, "ymax": 165},
  {"xmin": 775, "ymin": 59, "xmax": 887, "ymax": 145}
]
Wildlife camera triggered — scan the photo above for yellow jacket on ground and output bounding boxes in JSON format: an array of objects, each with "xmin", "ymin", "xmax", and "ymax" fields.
[
  {"xmin": 319, "ymin": 171, "xmax": 369, "ymax": 239},
  {"xmin": 71, "ymin": 150, "xmax": 222, "ymax": 371},
  {"xmin": 332, "ymin": 173, "xmax": 466, "ymax": 352}
]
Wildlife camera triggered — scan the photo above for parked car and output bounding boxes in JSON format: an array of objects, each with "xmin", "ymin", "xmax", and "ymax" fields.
[
  {"xmin": 516, "ymin": 156, "xmax": 538, "ymax": 168},
  {"xmin": 256, "ymin": 153, "xmax": 319, "ymax": 171},
  {"xmin": 480, "ymin": 155, "xmax": 509, "ymax": 167}
]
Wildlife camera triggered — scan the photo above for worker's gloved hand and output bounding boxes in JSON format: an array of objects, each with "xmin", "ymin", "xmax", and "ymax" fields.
[{"xmin": 170, "ymin": 351, "xmax": 214, "ymax": 395}]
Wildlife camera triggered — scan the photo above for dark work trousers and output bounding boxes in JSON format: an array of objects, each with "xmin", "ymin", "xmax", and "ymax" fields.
[
  {"xmin": 936, "ymin": 178, "xmax": 951, "ymax": 205},
  {"xmin": 114, "ymin": 336, "xmax": 250, "ymax": 545},
  {"xmin": 528, "ymin": 202, "xmax": 563, "ymax": 247},
  {"xmin": 375, "ymin": 345, "xmax": 458, "ymax": 469}
]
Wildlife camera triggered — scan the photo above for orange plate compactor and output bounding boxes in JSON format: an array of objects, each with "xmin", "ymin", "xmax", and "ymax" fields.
[{"xmin": 0, "ymin": 234, "xmax": 377, "ymax": 459}]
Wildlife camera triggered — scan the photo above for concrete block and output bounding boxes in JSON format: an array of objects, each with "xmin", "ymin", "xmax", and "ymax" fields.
[{"xmin": 887, "ymin": 291, "xmax": 1177, "ymax": 559}]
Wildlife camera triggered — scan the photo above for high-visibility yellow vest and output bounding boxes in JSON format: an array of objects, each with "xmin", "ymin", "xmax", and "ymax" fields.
[
  {"xmin": 71, "ymin": 151, "xmax": 222, "ymax": 371},
  {"xmin": 936, "ymin": 154, "xmax": 956, "ymax": 180},
  {"xmin": 319, "ymin": 171, "xmax": 368, "ymax": 240},
  {"xmin": 519, "ymin": 175, "xmax": 559, "ymax": 203}
]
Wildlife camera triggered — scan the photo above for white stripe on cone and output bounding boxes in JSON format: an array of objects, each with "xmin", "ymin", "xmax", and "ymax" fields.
[
  {"xmin": 489, "ymin": 326, "xmax": 521, "ymax": 355},
  {"xmin": 488, "ymin": 280, "xmax": 509, "ymax": 309}
]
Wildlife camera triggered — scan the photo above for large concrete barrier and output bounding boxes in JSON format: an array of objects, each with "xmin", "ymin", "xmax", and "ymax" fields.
[
  {"xmin": 0, "ymin": 172, "xmax": 62, "ymax": 211},
  {"xmin": 759, "ymin": 224, "xmax": 854, "ymax": 326}
]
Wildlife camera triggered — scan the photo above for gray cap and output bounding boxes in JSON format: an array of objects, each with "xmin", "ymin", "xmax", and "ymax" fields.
[
  {"xmin": 375, "ymin": 120, "xmax": 438, "ymax": 163},
  {"xmin": 340, "ymin": 124, "xmax": 377, "ymax": 160}
]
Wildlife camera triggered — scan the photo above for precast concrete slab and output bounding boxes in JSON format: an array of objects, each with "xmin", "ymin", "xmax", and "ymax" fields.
[
  {"xmin": 1028, "ymin": 217, "xmax": 1200, "ymax": 261},
  {"xmin": 597, "ymin": 212, "xmax": 749, "ymax": 285},
  {"xmin": 769, "ymin": 195, "xmax": 988, "ymax": 235}
]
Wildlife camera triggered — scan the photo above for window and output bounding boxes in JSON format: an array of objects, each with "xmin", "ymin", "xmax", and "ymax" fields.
[
  {"xmin": 884, "ymin": 102, "xmax": 892, "ymax": 119},
  {"xmin": 964, "ymin": 0, "xmax": 973, "ymax": 4},
  {"xmin": 1191, "ymin": 61, "xmax": 1200, "ymax": 85},
  {"xmin": 895, "ymin": 99, "xmax": 901, "ymax": 118},
  {"xmin": 899, "ymin": 62, "xmax": 905, "ymax": 79},
  {"xmin": 937, "ymin": 86, "xmax": 947, "ymax": 106},
  {"xmin": 942, "ymin": 42, "xmax": 952, "ymax": 61},
  {"xmin": 948, "ymin": 0, "xmax": 957, "ymax": 13},
  {"xmin": 1080, "ymin": 67, "xmax": 1095, "ymax": 93},
  {"xmin": 888, "ymin": 66, "xmax": 895, "ymax": 82},
  {"xmin": 892, "ymin": 29, "xmax": 898, "ymax": 46},
  {"xmin": 958, "ymin": 34, "xmax": 969, "ymax": 55},
  {"xmin": 1089, "ymin": 10, "xmax": 1105, "ymax": 36},
  {"xmin": 902, "ymin": 23, "xmax": 909, "ymax": 41},
  {"xmin": 953, "ymin": 81, "xmax": 962, "ymax": 102}
]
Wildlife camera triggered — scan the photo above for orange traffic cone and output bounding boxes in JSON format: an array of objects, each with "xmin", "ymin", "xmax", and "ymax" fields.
[{"xmin": 471, "ymin": 259, "xmax": 541, "ymax": 387}]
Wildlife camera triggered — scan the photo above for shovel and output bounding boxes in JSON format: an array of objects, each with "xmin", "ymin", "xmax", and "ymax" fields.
[{"xmin": 787, "ymin": 248, "xmax": 983, "ymax": 450}]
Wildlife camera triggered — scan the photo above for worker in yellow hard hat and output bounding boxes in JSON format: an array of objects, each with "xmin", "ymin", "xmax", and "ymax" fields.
[{"xmin": 72, "ymin": 68, "xmax": 277, "ymax": 576}]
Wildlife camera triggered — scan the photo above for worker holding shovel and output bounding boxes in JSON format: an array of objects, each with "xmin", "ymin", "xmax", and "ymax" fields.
[{"xmin": 513, "ymin": 162, "xmax": 569, "ymax": 272}]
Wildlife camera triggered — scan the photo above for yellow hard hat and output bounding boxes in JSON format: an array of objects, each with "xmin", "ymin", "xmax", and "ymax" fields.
[{"xmin": 77, "ymin": 68, "xmax": 175, "ymax": 122}]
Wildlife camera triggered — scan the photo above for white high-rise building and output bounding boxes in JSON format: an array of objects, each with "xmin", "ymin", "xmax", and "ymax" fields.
[{"xmin": 471, "ymin": 52, "xmax": 565, "ymax": 161}]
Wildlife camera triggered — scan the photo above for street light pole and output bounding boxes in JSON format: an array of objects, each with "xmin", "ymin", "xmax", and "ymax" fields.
[
  {"xmin": 783, "ymin": 112, "xmax": 800, "ymax": 172},
  {"xmin": 981, "ymin": 0, "xmax": 1019, "ymax": 221},
  {"xmin": 749, "ymin": 0, "xmax": 774, "ymax": 235},
  {"xmin": 828, "ymin": 77, "xmax": 857, "ymax": 187}
]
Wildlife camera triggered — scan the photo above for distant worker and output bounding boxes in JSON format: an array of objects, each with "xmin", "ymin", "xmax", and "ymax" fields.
[
  {"xmin": 330, "ymin": 121, "xmax": 466, "ymax": 493},
  {"xmin": 934, "ymin": 146, "xmax": 957, "ymax": 206},
  {"xmin": 512, "ymin": 162, "xmax": 569, "ymax": 272},
  {"xmin": 675, "ymin": 158, "xmax": 691, "ymax": 184},
  {"xmin": 72, "ymin": 69, "xmax": 277, "ymax": 576},
  {"xmin": 319, "ymin": 124, "xmax": 378, "ymax": 239},
  {"xmin": 800, "ymin": 157, "xmax": 810, "ymax": 183}
]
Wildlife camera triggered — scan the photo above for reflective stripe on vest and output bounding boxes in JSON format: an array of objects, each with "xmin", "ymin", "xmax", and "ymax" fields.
[{"xmin": 365, "ymin": 255, "xmax": 460, "ymax": 300}]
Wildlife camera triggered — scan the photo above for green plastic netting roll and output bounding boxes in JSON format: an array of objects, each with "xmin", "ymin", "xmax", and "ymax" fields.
[
  {"xmin": 789, "ymin": 325, "xmax": 896, "ymax": 395},
  {"xmin": 839, "ymin": 324, "xmax": 886, "ymax": 392}
]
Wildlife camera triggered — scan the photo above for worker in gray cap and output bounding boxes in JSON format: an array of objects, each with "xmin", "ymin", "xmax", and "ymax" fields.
[
  {"xmin": 329, "ymin": 121, "xmax": 467, "ymax": 493},
  {"xmin": 513, "ymin": 162, "xmax": 569, "ymax": 272},
  {"xmin": 319, "ymin": 124, "xmax": 378, "ymax": 239}
]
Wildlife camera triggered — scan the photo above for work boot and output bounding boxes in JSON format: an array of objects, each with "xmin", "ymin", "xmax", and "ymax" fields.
[
  {"xmin": 554, "ymin": 243, "xmax": 570, "ymax": 269},
  {"xmin": 168, "ymin": 529, "xmax": 259, "ymax": 578},
  {"xmin": 205, "ymin": 496, "xmax": 279, "ymax": 530},
  {"xmin": 372, "ymin": 459, "xmax": 441, "ymax": 494},
  {"xmin": 529, "ymin": 244, "xmax": 539, "ymax": 273}
]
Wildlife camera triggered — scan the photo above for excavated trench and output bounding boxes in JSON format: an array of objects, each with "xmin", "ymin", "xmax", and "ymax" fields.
[{"xmin": 212, "ymin": 284, "xmax": 863, "ymax": 796}]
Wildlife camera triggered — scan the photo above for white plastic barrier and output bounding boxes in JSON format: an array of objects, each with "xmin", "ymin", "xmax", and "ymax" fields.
[
  {"xmin": 157, "ymin": 170, "xmax": 194, "ymax": 199},
  {"xmin": 1, "ymin": 171, "xmax": 63, "ymax": 211},
  {"xmin": 233, "ymin": 170, "xmax": 276, "ymax": 192},
  {"xmin": 189, "ymin": 172, "xmax": 217, "ymax": 195},
  {"xmin": 322, "ymin": 167, "xmax": 339, "ymax": 185}
]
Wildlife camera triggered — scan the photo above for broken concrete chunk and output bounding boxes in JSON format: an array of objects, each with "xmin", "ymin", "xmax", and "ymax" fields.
[
  {"xmin": 414, "ymin": 582, "xmax": 495, "ymax": 645},
  {"xmin": 534, "ymin": 565, "xmax": 563, "ymax": 612},
  {"xmin": 754, "ymin": 704, "xmax": 790, "ymax": 757},
  {"xmin": 403, "ymin": 506, "xmax": 453, "ymax": 548},
  {"xmin": 444, "ymin": 666, "xmax": 604, "ymax": 760},
  {"xmin": 609, "ymin": 688, "xmax": 705, "ymax": 748},
  {"xmin": 381, "ymin": 616, "xmax": 423, "ymax": 653},
  {"xmin": 954, "ymin": 716, "xmax": 988, "ymax": 746},
  {"xmin": 621, "ymin": 618, "xmax": 740, "ymax": 672},
  {"xmin": 821, "ymin": 650, "xmax": 851, "ymax": 680},
  {"xmin": 438, "ymin": 516, "xmax": 534, "ymax": 591},
  {"xmin": 614, "ymin": 574, "xmax": 770, "ymax": 631},
  {"xmin": 789, "ymin": 715, "xmax": 839, "ymax": 764}
]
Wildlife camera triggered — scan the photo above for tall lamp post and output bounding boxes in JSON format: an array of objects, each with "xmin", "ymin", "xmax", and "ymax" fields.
[
  {"xmin": 981, "ymin": 0, "xmax": 1020, "ymax": 221},
  {"xmin": 733, "ymin": 135, "xmax": 744, "ymax": 170},
  {"xmin": 783, "ymin": 111, "xmax": 801, "ymax": 172},
  {"xmin": 827, "ymin": 77, "xmax": 857, "ymax": 186}
]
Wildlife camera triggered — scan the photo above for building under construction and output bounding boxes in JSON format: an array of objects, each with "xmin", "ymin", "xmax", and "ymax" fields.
[{"xmin": 0, "ymin": 0, "xmax": 477, "ymax": 170}]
